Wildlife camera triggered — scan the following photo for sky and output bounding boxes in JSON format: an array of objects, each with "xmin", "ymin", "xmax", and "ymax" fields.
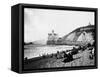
[{"xmin": 24, "ymin": 8, "xmax": 94, "ymax": 43}]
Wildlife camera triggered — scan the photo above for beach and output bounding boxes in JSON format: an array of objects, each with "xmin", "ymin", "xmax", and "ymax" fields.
[{"xmin": 24, "ymin": 45, "xmax": 95, "ymax": 70}]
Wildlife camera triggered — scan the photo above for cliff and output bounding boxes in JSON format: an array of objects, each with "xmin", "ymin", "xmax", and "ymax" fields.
[{"xmin": 57, "ymin": 25, "xmax": 95, "ymax": 46}]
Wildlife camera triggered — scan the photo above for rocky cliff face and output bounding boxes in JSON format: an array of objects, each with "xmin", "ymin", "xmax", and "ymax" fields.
[{"xmin": 61, "ymin": 25, "xmax": 95, "ymax": 45}]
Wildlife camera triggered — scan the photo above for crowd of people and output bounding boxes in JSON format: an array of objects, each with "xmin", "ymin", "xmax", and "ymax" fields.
[{"xmin": 55, "ymin": 43, "xmax": 95, "ymax": 63}]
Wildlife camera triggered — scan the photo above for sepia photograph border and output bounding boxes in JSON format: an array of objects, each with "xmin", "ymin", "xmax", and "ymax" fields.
[{"xmin": 19, "ymin": 4, "xmax": 98, "ymax": 73}]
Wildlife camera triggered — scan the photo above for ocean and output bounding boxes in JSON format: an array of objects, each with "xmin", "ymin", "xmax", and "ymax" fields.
[{"xmin": 24, "ymin": 45, "xmax": 75, "ymax": 59}]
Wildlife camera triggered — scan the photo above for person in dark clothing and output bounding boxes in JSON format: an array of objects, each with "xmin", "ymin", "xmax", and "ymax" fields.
[
  {"xmin": 63, "ymin": 52, "xmax": 73, "ymax": 63},
  {"xmin": 71, "ymin": 47, "xmax": 78, "ymax": 55}
]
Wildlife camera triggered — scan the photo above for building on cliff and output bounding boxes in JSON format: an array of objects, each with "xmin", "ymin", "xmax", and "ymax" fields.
[{"xmin": 47, "ymin": 30, "xmax": 58, "ymax": 45}]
